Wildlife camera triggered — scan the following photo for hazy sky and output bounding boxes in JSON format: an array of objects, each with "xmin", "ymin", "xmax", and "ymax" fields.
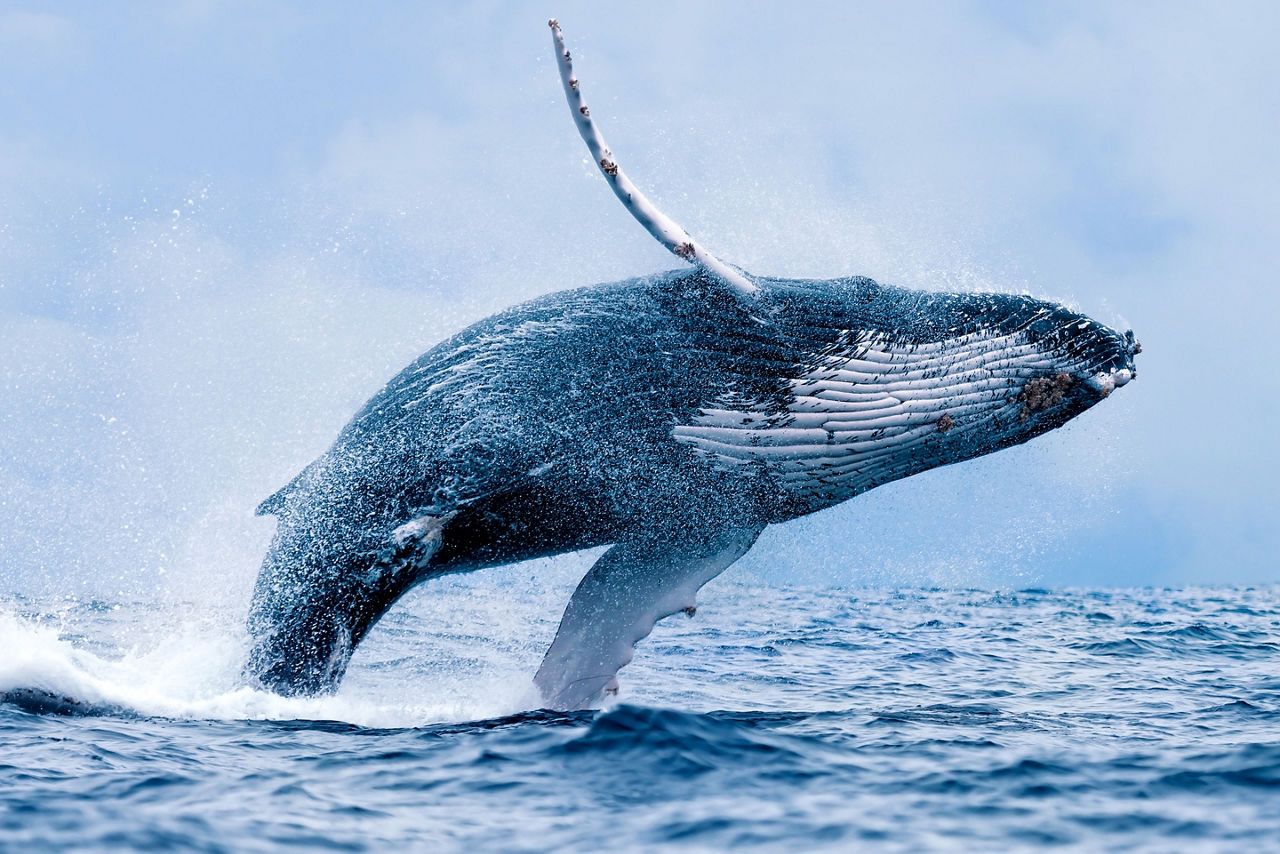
[{"xmin": 1, "ymin": 1, "xmax": 1276, "ymax": 602}]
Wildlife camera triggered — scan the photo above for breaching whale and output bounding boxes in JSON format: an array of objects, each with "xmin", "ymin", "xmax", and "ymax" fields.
[{"xmin": 244, "ymin": 20, "xmax": 1139, "ymax": 709}]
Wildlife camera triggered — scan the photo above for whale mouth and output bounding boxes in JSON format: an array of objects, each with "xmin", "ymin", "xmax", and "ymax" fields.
[
  {"xmin": 1017, "ymin": 322, "xmax": 1137, "ymax": 420},
  {"xmin": 1084, "ymin": 366, "xmax": 1136, "ymax": 399},
  {"xmin": 1070, "ymin": 325, "xmax": 1139, "ymax": 401}
]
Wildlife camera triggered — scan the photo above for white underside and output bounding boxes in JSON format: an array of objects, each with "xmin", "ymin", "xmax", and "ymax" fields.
[{"xmin": 673, "ymin": 327, "xmax": 1085, "ymax": 505}]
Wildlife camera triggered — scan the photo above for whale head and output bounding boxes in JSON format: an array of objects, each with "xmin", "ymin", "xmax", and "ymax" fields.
[
  {"xmin": 925, "ymin": 293, "xmax": 1139, "ymax": 456},
  {"xmin": 677, "ymin": 279, "xmax": 1140, "ymax": 512},
  {"xmin": 834, "ymin": 287, "xmax": 1140, "ymax": 487}
]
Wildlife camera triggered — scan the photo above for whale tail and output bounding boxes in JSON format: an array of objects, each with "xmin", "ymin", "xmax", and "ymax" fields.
[{"xmin": 243, "ymin": 510, "xmax": 450, "ymax": 696}]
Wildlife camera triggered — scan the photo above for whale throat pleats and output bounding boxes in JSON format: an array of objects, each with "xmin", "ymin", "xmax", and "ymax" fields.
[{"xmin": 673, "ymin": 327, "xmax": 1074, "ymax": 507}]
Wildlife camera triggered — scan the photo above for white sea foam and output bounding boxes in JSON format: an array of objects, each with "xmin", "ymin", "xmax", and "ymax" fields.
[{"xmin": 0, "ymin": 597, "xmax": 541, "ymax": 728}]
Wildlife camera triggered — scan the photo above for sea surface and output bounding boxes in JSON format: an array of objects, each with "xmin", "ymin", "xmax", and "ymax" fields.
[{"xmin": 3, "ymin": 580, "xmax": 1279, "ymax": 852}]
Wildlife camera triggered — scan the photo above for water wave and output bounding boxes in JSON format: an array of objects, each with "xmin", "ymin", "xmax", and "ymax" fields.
[{"xmin": 4, "ymin": 585, "xmax": 1280, "ymax": 851}]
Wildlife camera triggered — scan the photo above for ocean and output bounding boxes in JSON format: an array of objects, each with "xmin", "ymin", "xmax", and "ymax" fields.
[{"xmin": 3, "ymin": 579, "xmax": 1278, "ymax": 851}]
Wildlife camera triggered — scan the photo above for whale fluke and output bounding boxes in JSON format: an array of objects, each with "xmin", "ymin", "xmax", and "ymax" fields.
[{"xmin": 548, "ymin": 18, "xmax": 757, "ymax": 297}]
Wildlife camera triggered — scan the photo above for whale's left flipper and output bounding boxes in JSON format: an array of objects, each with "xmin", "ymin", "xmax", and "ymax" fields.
[{"xmin": 533, "ymin": 526, "xmax": 763, "ymax": 711}]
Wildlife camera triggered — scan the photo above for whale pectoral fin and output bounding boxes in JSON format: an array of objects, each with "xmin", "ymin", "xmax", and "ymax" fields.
[{"xmin": 532, "ymin": 526, "xmax": 763, "ymax": 711}]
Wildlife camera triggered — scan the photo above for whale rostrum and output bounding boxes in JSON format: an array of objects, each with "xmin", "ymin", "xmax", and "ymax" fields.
[{"xmin": 243, "ymin": 20, "xmax": 1139, "ymax": 709}]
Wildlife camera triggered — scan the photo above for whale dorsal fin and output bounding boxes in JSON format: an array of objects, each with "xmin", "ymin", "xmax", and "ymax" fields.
[
  {"xmin": 548, "ymin": 19, "xmax": 757, "ymax": 299},
  {"xmin": 255, "ymin": 459, "xmax": 321, "ymax": 516},
  {"xmin": 256, "ymin": 478, "xmax": 299, "ymax": 516}
]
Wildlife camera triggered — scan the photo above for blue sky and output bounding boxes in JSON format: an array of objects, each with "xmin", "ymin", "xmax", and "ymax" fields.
[{"xmin": 1, "ymin": 1, "xmax": 1276, "ymax": 599}]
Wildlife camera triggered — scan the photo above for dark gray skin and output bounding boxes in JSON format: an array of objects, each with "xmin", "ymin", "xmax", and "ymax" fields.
[{"xmin": 244, "ymin": 270, "xmax": 1138, "ymax": 701}]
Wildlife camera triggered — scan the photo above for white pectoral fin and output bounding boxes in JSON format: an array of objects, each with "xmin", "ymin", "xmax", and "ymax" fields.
[
  {"xmin": 532, "ymin": 527, "xmax": 762, "ymax": 711},
  {"xmin": 546, "ymin": 19, "xmax": 757, "ymax": 298}
]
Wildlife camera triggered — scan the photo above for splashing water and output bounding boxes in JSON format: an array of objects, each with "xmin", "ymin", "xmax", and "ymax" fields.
[{"xmin": 0, "ymin": 564, "xmax": 578, "ymax": 726}]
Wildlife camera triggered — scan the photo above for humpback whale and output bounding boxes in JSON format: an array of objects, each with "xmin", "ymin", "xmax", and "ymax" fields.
[{"xmin": 244, "ymin": 21, "xmax": 1139, "ymax": 709}]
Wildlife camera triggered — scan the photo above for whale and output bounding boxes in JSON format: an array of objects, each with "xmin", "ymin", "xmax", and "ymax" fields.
[
  {"xmin": 243, "ymin": 21, "xmax": 1139, "ymax": 709},
  {"xmin": 244, "ymin": 271, "xmax": 1138, "ymax": 708}
]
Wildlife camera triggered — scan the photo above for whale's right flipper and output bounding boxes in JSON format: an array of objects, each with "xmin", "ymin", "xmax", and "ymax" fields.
[{"xmin": 533, "ymin": 526, "xmax": 763, "ymax": 711}]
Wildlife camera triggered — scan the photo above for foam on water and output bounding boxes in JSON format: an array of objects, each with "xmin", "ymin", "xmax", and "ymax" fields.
[{"xmin": 0, "ymin": 598, "xmax": 532, "ymax": 727}]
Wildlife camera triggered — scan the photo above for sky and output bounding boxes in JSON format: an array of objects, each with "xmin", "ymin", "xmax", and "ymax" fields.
[{"xmin": 1, "ymin": 0, "xmax": 1277, "ymax": 603}]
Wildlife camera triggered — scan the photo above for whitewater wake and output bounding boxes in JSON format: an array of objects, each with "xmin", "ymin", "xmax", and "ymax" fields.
[{"xmin": 0, "ymin": 603, "xmax": 537, "ymax": 727}]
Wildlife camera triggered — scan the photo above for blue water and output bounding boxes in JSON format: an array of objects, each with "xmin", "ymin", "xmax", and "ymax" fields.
[{"xmin": 4, "ymin": 582, "xmax": 1279, "ymax": 851}]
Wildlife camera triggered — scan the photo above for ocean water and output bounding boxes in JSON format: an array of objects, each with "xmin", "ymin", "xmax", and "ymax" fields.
[{"xmin": 3, "ymin": 580, "xmax": 1279, "ymax": 852}]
